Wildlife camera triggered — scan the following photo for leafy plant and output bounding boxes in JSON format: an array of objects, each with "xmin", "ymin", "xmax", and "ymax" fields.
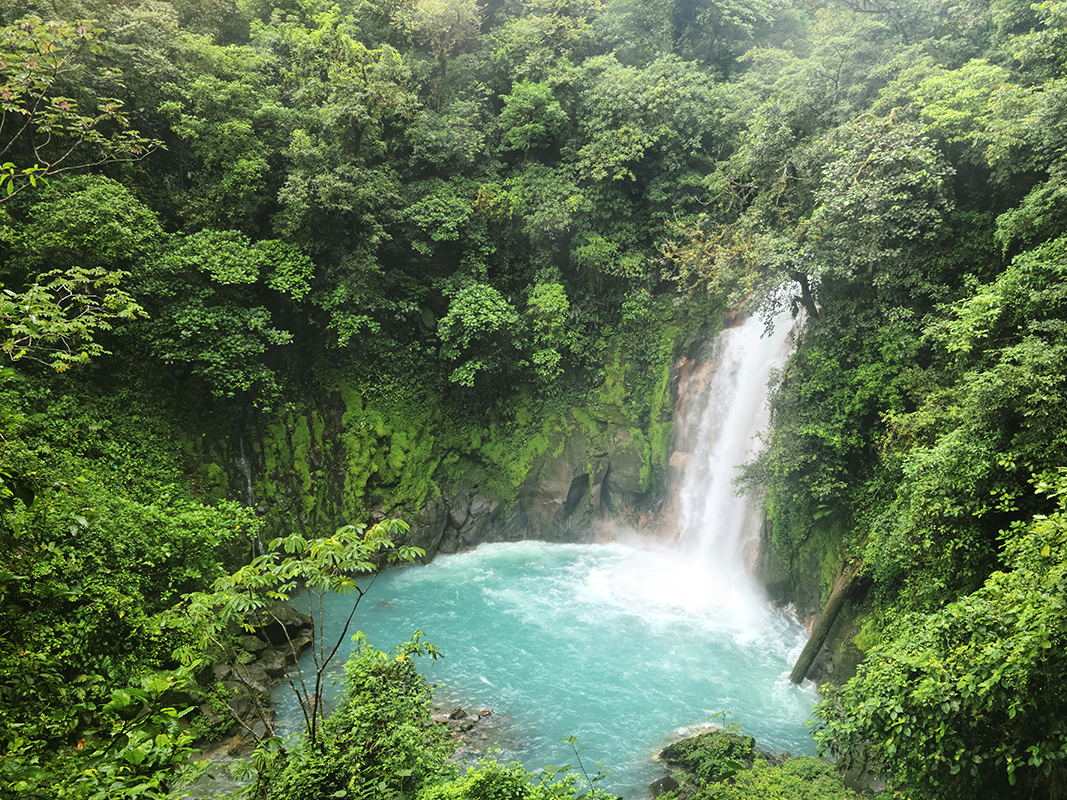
[
  {"xmin": 174, "ymin": 519, "xmax": 424, "ymax": 747},
  {"xmin": 814, "ymin": 471, "xmax": 1067, "ymax": 799},
  {"xmin": 0, "ymin": 16, "xmax": 161, "ymax": 203},
  {"xmin": 269, "ymin": 634, "xmax": 452, "ymax": 800}
]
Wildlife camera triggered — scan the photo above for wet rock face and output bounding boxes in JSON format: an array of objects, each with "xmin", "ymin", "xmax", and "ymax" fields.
[{"xmin": 408, "ymin": 421, "xmax": 664, "ymax": 560}]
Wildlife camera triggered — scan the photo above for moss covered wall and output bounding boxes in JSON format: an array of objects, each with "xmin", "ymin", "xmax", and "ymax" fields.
[{"xmin": 182, "ymin": 300, "xmax": 693, "ymax": 558}]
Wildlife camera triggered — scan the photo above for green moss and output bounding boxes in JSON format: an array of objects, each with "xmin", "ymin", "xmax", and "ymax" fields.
[
  {"xmin": 661, "ymin": 730, "xmax": 757, "ymax": 784},
  {"xmin": 570, "ymin": 406, "xmax": 602, "ymax": 441},
  {"xmin": 645, "ymin": 355, "xmax": 676, "ymax": 482},
  {"xmin": 292, "ymin": 414, "xmax": 314, "ymax": 513},
  {"xmin": 197, "ymin": 462, "xmax": 229, "ymax": 505},
  {"xmin": 239, "ymin": 299, "xmax": 699, "ymax": 536},
  {"xmin": 628, "ymin": 427, "xmax": 652, "ymax": 491},
  {"xmin": 595, "ymin": 347, "xmax": 629, "ymax": 420}
]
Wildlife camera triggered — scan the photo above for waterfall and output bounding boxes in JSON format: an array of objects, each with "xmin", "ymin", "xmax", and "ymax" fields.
[
  {"xmin": 272, "ymin": 310, "xmax": 815, "ymax": 797},
  {"xmin": 678, "ymin": 313, "xmax": 794, "ymax": 565},
  {"xmin": 644, "ymin": 311, "xmax": 794, "ymax": 615},
  {"xmin": 235, "ymin": 439, "xmax": 265, "ymax": 557},
  {"xmin": 235, "ymin": 439, "xmax": 255, "ymax": 507}
]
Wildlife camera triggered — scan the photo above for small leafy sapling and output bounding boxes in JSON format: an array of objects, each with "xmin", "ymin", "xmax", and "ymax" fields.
[{"xmin": 172, "ymin": 518, "xmax": 423, "ymax": 748}]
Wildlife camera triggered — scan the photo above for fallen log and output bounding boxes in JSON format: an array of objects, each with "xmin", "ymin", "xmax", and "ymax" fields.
[{"xmin": 789, "ymin": 560, "xmax": 864, "ymax": 684}]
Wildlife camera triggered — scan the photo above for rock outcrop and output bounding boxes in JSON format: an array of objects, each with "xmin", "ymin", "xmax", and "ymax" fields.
[
  {"xmin": 199, "ymin": 600, "xmax": 315, "ymax": 751},
  {"xmin": 405, "ymin": 419, "xmax": 664, "ymax": 559}
]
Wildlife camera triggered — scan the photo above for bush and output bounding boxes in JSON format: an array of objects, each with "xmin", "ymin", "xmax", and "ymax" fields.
[
  {"xmin": 270, "ymin": 637, "xmax": 455, "ymax": 800},
  {"xmin": 418, "ymin": 758, "xmax": 615, "ymax": 800}
]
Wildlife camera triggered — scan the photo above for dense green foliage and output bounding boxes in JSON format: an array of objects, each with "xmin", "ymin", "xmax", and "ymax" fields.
[
  {"xmin": 269, "ymin": 638, "xmax": 454, "ymax": 800},
  {"xmin": 0, "ymin": 372, "xmax": 255, "ymax": 796},
  {"xmin": 2, "ymin": 0, "xmax": 1067, "ymax": 797},
  {"xmin": 659, "ymin": 730, "xmax": 861, "ymax": 800}
]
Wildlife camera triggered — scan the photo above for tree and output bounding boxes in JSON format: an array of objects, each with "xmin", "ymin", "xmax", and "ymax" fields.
[
  {"xmin": 400, "ymin": 0, "xmax": 482, "ymax": 79},
  {"xmin": 157, "ymin": 33, "xmax": 285, "ymax": 234},
  {"xmin": 0, "ymin": 265, "xmax": 145, "ymax": 372},
  {"xmin": 498, "ymin": 80, "xmax": 568, "ymax": 154},
  {"xmin": 0, "ymin": 175, "xmax": 157, "ymax": 372},
  {"xmin": 486, "ymin": 0, "xmax": 604, "ymax": 84},
  {"xmin": 576, "ymin": 53, "xmax": 731, "ymax": 183},
  {"xmin": 807, "ymin": 115, "xmax": 954, "ymax": 285},
  {"xmin": 814, "ymin": 471, "xmax": 1067, "ymax": 800},
  {"xmin": 437, "ymin": 281, "xmax": 524, "ymax": 387},
  {"xmin": 866, "ymin": 233, "xmax": 1067, "ymax": 606},
  {"xmin": 175, "ymin": 519, "xmax": 423, "ymax": 748},
  {"xmin": 134, "ymin": 229, "xmax": 308, "ymax": 403},
  {"xmin": 0, "ymin": 16, "xmax": 160, "ymax": 203},
  {"xmin": 676, "ymin": 0, "xmax": 787, "ymax": 79},
  {"xmin": 526, "ymin": 281, "xmax": 573, "ymax": 386},
  {"xmin": 664, "ymin": 114, "xmax": 952, "ymax": 317},
  {"xmin": 270, "ymin": 635, "xmax": 452, "ymax": 800}
]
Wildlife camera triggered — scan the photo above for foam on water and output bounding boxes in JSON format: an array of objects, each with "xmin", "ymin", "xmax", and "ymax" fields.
[{"xmin": 277, "ymin": 541, "xmax": 817, "ymax": 798}]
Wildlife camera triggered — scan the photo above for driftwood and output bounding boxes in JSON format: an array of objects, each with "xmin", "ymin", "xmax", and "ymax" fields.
[{"xmin": 789, "ymin": 561, "xmax": 864, "ymax": 684}]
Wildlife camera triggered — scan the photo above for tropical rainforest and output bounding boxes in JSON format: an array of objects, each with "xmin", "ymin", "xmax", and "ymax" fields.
[{"xmin": 2, "ymin": 0, "xmax": 1067, "ymax": 797}]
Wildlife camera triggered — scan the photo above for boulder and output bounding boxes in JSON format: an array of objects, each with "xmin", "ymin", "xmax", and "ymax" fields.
[
  {"xmin": 257, "ymin": 601, "xmax": 313, "ymax": 646},
  {"xmin": 660, "ymin": 730, "xmax": 758, "ymax": 784},
  {"xmin": 259, "ymin": 648, "xmax": 287, "ymax": 678},
  {"xmin": 605, "ymin": 431, "xmax": 647, "ymax": 495},
  {"xmin": 233, "ymin": 663, "xmax": 271, "ymax": 699},
  {"xmin": 238, "ymin": 634, "xmax": 269, "ymax": 654},
  {"xmin": 283, "ymin": 633, "xmax": 312, "ymax": 661},
  {"xmin": 445, "ymin": 492, "xmax": 470, "ymax": 529},
  {"xmin": 649, "ymin": 776, "xmax": 678, "ymax": 798},
  {"xmin": 457, "ymin": 495, "xmax": 502, "ymax": 548},
  {"xmin": 227, "ymin": 732, "xmax": 256, "ymax": 756},
  {"xmin": 406, "ymin": 500, "xmax": 449, "ymax": 559},
  {"xmin": 221, "ymin": 683, "xmax": 255, "ymax": 720},
  {"xmin": 198, "ymin": 702, "xmax": 225, "ymax": 727}
]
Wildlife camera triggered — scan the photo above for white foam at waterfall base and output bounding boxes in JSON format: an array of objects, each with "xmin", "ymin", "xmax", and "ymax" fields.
[{"xmin": 275, "ymin": 311, "xmax": 816, "ymax": 799}]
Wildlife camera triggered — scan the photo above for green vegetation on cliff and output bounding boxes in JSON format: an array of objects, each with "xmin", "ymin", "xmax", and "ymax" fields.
[{"xmin": 3, "ymin": 0, "xmax": 1067, "ymax": 797}]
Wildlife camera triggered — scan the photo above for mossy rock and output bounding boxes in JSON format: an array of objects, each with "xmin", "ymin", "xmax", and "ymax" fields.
[
  {"xmin": 661, "ymin": 730, "xmax": 757, "ymax": 785},
  {"xmin": 658, "ymin": 731, "xmax": 863, "ymax": 800}
]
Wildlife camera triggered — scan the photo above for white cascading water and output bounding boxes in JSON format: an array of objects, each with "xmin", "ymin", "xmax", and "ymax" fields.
[
  {"xmin": 678, "ymin": 314, "xmax": 793, "ymax": 564},
  {"xmin": 618, "ymin": 310, "xmax": 795, "ymax": 620}
]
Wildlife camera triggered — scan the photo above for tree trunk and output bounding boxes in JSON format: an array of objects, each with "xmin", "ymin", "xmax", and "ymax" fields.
[
  {"xmin": 786, "ymin": 269, "xmax": 819, "ymax": 319},
  {"xmin": 789, "ymin": 560, "xmax": 863, "ymax": 684}
]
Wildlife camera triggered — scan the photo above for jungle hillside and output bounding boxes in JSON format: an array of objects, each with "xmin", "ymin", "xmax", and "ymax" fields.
[{"xmin": 3, "ymin": 0, "xmax": 1067, "ymax": 798}]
